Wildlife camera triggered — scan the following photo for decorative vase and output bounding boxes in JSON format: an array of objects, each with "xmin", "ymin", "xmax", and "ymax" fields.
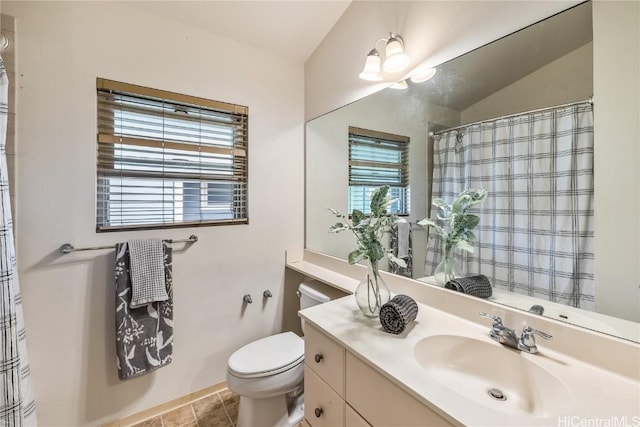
[
  {"xmin": 433, "ymin": 246, "xmax": 462, "ymax": 286},
  {"xmin": 355, "ymin": 260, "xmax": 391, "ymax": 317}
]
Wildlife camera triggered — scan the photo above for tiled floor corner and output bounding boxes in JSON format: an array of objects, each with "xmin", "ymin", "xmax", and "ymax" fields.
[{"xmin": 131, "ymin": 388, "xmax": 239, "ymax": 427}]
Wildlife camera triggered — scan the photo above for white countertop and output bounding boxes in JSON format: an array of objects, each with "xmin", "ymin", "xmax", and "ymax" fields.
[{"xmin": 300, "ymin": 296, "xmax": 640, "ymax": 426}]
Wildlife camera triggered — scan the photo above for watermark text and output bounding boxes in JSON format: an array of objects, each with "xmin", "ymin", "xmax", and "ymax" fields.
[{"xmin": 558, "ymin": 416, "xmax": 640, "ymax": 427}]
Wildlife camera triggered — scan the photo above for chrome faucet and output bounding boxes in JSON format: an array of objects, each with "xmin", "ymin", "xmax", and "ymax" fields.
[
  {"xmin": 518, "ymin": 325, "xmax": 553, "ymax": 354},
  {"xmin": 479, "ymin": 312, "xmax": 552, "ymax": 354},
  {"xmin": 528, "ymin": 304, "xmax": 545, "ymax": 315}
]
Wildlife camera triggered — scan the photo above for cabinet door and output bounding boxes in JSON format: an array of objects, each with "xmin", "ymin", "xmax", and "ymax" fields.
[
  {"xmin": 345, "ymin": 404, "xmax": 371, "ymax": 427},
  {"xmin": 305, "ymin": 323, "xmax": 345, "ymax": 397},
  {"xmin": 305, "ymin": 365, "xmax": 345, "ymax": 427},
  {"xmin": 346, "ymin": 352, "xmax": 453, "ymax": 427}
]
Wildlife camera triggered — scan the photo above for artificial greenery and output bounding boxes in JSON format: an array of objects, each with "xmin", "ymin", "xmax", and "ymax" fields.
[
  {"xmin": 418, "ymin": 189, "xmax": 488, "ymax": 255},
  {"xmin": 329, "ymin": 185, "xmax": 407, "ymax": 268}
]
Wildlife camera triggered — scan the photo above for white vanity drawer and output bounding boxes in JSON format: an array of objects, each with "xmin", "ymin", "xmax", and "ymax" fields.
[
  {"xmin": 305, "ymin": 323, "xmax": 345, "ymax": 396},
  {"xmin": 304, "ymin": 365, "xmax": 345, "ymax": 427},
  {"xmin": 345, "ymin": 404, "xmax": 371, "ymax": 427},
  {"xmin": 346, "ymin": 352, "xmax": 453, "ymax": 427}
]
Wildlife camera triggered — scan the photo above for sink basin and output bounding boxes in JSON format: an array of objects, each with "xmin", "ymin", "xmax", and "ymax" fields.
[{"xmin": 414, "ymin": 335, "xmax": 572, "ymax": 417}]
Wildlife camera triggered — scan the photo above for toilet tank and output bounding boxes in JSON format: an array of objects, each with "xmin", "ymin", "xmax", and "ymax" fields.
[{"xmin": 298, "ymin": 280, "xmax": 347, "ymax": 332}]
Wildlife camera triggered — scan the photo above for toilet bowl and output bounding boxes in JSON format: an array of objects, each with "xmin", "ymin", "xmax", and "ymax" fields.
[
  {"xmin": 226, "ymin": 281, "xmax": 346, "ymax": 427},
  {"xmin": 227, "ymin": 332, "xmax": 304, "ymax": 427}
]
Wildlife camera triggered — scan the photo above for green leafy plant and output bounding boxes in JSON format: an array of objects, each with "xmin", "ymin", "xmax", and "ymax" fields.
[
  {"xmin": 329, "ymin": 185, "xmax": 407, "ymax": 268},
  {"xmin": 418, "ymin": 189, "xmax": 488, "ymax": 255}
]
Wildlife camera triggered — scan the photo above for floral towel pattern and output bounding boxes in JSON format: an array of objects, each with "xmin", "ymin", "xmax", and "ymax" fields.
[{"xmin": 115, "ymin": 241, "xmax": 173, "ymax": 380}]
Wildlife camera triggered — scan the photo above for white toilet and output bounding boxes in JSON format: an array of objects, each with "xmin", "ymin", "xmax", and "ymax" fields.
[{"xmin": 226, "ymin": 281, "xmax": 345, "ymax": 427}]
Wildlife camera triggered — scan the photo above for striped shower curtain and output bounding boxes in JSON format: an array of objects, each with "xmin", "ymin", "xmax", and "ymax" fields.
[
  {"xmin": 0, "ymin": 58, "xmax": 37, "ymax": 424},
  {"xmin": 425, "ymin": 102, "xmax": 595, "ymax": 310}
]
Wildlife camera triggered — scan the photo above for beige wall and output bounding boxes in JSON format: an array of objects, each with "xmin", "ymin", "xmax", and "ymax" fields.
[
  {"xmin": 304, "ymin": 0, "xmax": 580, "ymax": 121},
  {"xmin": 593, "ymin": 1, "xmax": 640, "ymax": 322},
  {"xmin": 461, "ymin": 42, "xmax": 593, "ymax": 123},
  {"xmin": 3, "ymin": 1, "xmax": 304, "ymax": 425}
]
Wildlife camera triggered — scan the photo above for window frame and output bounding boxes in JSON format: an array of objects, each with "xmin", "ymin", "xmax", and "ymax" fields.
[
  {"xmin": 348, "ymin": 126, "xmax": 410, "ymax": 216},
  {"xmin": 96, "ymin": 78, "xmax": 249, "ymax": 232}
]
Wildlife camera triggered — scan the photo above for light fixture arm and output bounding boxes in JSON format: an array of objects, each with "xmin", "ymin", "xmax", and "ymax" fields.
[
  {"xmin": 386, "ymin": 33, "xmax": 404, "ymax": 44},
  {"xmin": 369, "ymin": 33, "xmax": 401, "ymax": 51},
  {"xmin": 372, "ymin": 37, "xmax": 389, "ymax": 51}
]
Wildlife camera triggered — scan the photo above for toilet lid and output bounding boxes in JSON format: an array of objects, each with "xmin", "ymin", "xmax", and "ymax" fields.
[{"xmin": 228, "ymin": 332, "xmax": 304, "ymax": 378}]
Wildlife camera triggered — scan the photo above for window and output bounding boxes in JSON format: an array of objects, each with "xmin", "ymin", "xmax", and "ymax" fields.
[
  {"xmin": 96, "ymin": 78, "xmax": 248, "ymax": 231},
  {"xmin": 348, "ymin": 126, "xmax": 409, "ymax": 215}
]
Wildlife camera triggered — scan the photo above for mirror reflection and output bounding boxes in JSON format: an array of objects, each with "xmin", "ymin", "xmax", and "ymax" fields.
[{"xmin": 306, "ymin": 2, "xmax": 639, "ymax": 343}]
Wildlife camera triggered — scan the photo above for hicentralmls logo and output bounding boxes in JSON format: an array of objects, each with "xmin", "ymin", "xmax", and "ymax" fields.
[{"xmin": 558, "ymin": 416, "xmax": 640, "ymax": 427}]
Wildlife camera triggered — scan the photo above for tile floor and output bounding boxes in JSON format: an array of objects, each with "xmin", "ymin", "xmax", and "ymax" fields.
[{"xmin": 132, "ymin": 388, "xmax": 239, "ymax": 427}]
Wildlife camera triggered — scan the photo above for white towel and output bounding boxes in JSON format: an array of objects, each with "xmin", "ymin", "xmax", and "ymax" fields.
[
  {"xmin": 396, "ymin": 219, "xmax": 410, "ymax": 259},
  {"xmin": 128, "ymin": 238, "xmax": 168, "ymax": 308}
]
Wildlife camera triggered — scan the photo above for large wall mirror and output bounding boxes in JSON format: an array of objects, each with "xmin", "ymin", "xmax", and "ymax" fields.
[{"xmin": 306, "ymin": 1, "xmax": 640, "ymax": 343}]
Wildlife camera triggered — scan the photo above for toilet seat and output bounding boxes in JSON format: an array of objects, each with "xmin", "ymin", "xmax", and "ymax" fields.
[{"xmin": 228, "ymin": 332, "xmax": 304, "ymax": 379}]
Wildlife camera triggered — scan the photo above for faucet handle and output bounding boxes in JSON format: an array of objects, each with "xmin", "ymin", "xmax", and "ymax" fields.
[
  {"xmin": 522, "ymin": 326, "xmax": 552, "ymax": 341},
  {"xmin": 479, "ymin": 312, "xmax": 505, "ymax": 340},
  {"xmin": 479, "ymin": 312, "xmax": 503, "ymax": 327},
  {"xmin": 519, "ymin": 325, "xmax": 552, "ymax": 353}
]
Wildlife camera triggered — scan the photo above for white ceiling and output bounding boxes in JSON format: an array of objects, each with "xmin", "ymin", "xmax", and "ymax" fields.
[{"xmin": 122, "ymin": 1, "xmax": 352, "ymax": 62}]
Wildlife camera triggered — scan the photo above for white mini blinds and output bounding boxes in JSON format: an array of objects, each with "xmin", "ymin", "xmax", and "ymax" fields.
[
  {"xmin": 96, "ymin": 78, "xmax": 248, "ymax": 231},
  {"xmin": 348, "ymin": 126, "xmax": 409, "ymax": 215}
]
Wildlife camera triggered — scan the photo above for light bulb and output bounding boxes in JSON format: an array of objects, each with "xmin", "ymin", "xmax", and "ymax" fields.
[{"xmin": 383, "ymin": 36, "xmax": 410, "ymax": 73}]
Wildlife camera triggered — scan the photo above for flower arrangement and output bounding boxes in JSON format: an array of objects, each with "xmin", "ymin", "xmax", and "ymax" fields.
[{"xmin": 329, "ymin": 185, "xmax": 406, "ymax": 316}]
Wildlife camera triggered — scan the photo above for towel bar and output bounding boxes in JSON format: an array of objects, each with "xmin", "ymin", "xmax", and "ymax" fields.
[{"xmin": 59, "ymin": 235, "xmax": 198, "ymax": 254}]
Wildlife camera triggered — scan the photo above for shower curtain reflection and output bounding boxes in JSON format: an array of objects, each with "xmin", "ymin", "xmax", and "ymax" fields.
[{"xmin": 425, "ymin": 101, "xmax": 595, "ymax": 310}]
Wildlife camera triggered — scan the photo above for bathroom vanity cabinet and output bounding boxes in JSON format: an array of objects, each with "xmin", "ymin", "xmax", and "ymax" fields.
[
  {"xmin": 304, "ymin": 324, "xmax": 452, "ymax": 427},
  {"xmin": 291, "ymin": 251, "xmax": 640, "ymax": 426}
]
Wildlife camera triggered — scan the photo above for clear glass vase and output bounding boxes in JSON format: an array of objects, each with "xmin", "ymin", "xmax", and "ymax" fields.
[
  {"xmin": 355, "ymin": 260, "xmax": 391, "ymax": 317},
  {"xmin": 433, "ymin": 247, "xmax": 462, "ymax": 286}
]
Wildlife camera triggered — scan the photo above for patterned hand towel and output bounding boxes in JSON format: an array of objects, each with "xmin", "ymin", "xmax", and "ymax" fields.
[
  {"xmin": 396, "ymin": 219, "xmax": 410, "ymax": 259},
  {"xmin": 445, "ymin": 274, "xmax": 493, "ymax": 298},
  {"xmin": 115, "ymin": 241, "xmax": 173, "ymax": 380},
  {"xmin": 379, "ymin": 294, "xmax": 418, "ymax": 335},
  {"xmin": 128, "ymin": 238, "xmax": 168, "ymax": 308}
]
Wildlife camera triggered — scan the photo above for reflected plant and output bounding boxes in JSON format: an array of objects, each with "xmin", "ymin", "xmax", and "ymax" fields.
[
  {"xmin": 328, "ymin": 185, "xmax": 407, "ymax": 267},
  {"xmin": 419, "ymin": 188, "xmax": 488, "ymax": 256},
  {"xmin": 418, "ymin": 189, "xmax": 487, "ymax": 285}
]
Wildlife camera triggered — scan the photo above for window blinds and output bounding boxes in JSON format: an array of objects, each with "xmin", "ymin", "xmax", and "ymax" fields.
[
  {"xmin": 348, "ymin": 126, "xmax": 410, "ymax": 215},
  {"xmin": 96, "ymin": 78, "xmax": 248, "ymax": 231}
]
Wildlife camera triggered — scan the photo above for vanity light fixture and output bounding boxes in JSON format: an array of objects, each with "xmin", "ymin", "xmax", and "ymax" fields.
[{"xmin": 358, "ymin": 33, "xmax": 411, "ymax": 81}]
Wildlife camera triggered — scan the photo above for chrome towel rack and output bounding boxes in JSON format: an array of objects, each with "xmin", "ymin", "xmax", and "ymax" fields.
[{"xmin": 59, "ymin": 235, "xmax": 198, "ymax": 254}]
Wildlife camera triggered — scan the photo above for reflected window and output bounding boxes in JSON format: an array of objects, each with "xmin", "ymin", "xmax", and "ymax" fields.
[{"xmin": 348, "ymin": 126, "xmax": 410, "ymax": 215}]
